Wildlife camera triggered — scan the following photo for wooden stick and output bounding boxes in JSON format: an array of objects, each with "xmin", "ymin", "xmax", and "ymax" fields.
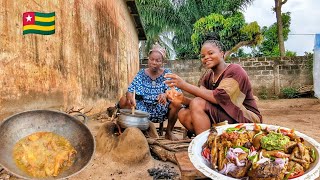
[
  {"xmin": 171, "ymin": 144, "xmax": 190, "ymax": 149},
  {"xmin": 132, "ymin": 89, "xmax": 135, "ymax": 115},
  {"xmin": 147, "ymin": 138, "xmax": 178, "ymax": 152},
  {"xmin": 149, "ymin": 145, "xmax": 177, "ymax": 164},
  {"xmin": 162, "ymin": 139, "xmax": 192, "ymax": 145}
]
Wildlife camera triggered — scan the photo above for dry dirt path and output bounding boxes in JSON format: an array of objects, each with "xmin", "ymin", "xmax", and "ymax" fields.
[
  {"xmin": 258, "ymin": 98, "xmax": 320, "ymax": 143},
  {"xmin": 1, "ymin": 98, "xmax": 319, "ymax": 180}
]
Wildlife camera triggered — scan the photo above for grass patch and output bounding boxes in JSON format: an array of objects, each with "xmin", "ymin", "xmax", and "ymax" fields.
[{"xmin": 281, "ymin": 87, "xmax": 299, "ymax": 99}]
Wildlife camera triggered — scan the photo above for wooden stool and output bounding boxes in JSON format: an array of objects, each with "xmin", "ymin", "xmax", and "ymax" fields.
[{"xmin": 175, "ymin": 151, "xmax": 208, "ymax": 180}]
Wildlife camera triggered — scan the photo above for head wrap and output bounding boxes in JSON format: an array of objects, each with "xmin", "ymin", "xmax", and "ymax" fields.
[{"xmin": 149, "ymin": 43, "xmax": 166, "ymax": 59}]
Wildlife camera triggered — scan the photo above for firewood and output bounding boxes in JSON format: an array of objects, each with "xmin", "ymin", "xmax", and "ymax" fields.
[
  {"xmin": 162, "ymin": 139, "xmax": 192, "ymax": 145},
  {"xmin": 171, "ymin": 144, "xmax": 190, "ymax": 150},
  {"xmin": 147, "ymin": 138, "xmax": 177, "ymax": 152},
  {"xmin": 149, "ymin": 145, "xmax": 177, "ymax": 164}
]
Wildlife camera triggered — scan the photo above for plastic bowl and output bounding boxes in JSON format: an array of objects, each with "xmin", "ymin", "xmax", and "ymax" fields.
[{"xmin": 188, "ymin": 123, "xmax": 320, "ymax": 180}]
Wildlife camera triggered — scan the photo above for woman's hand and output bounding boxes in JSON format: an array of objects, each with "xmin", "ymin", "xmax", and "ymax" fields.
[
  {"xmin": 164, "ymin": 73, "xmax": 186, "ymax": 89},
  {"xmin": 157, "ymin": 93, "xmax": 167, "ymax": 105},
  {"xmin": 166, "ymin": 88, "xmax": 184, "ymax": 106},
  {"xmin": 126, "ymin": 92, "xmax": 136, "ymax": 107}
]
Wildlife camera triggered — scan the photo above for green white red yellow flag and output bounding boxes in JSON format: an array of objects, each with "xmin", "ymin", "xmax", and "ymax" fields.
[{"xmin": 23, "ymin": 12, "xmax": 55, "ymax": 35}]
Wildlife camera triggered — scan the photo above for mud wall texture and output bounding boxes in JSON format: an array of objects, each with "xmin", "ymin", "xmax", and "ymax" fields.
[
  {"xmin": 0, "ymin": 0, "xmax": 139, "ymax": 118},
  {"xmin": 141, "ymin": 56, "xmax": 313, "ymax": 96}
]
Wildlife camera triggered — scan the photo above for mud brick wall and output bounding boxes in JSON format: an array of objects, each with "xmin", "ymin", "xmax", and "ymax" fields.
[
  {"xmin": 0, "ymin": 0, "xmax": 140, "ymax": 119},
  {"xmin": 141, "ymin": 56, "xmax": 313, "ymax": 96}
]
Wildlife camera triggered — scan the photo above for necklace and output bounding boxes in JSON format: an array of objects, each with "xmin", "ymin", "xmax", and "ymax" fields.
[
  {"xmin": 152, "ymin": 81, "xmax": 156, "ymax": 86},
  {"xmin": 212, "ymin": 64, "xmax": 230, "ymax": 87}
]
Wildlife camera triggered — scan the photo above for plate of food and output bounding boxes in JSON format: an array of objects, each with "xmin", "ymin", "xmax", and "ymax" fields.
[{"xmin": 188, "ymin": 123, "xmax": 320, "ymax": 180}]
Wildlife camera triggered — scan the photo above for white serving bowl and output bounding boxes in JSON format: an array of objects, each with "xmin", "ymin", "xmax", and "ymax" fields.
[{"xmin": 188, "ymin": 123, "xmax": 320, "ymax": 180}]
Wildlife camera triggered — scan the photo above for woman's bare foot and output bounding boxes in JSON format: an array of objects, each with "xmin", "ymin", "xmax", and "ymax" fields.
[{"xmin": 165, "ymin": 131, "xmax": 179, "ymax": 141}]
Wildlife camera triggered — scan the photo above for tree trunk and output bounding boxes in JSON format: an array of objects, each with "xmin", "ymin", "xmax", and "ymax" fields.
[
  {"xmin": 224, "ymin": 40, "xmax": 254, "ymax": 60},
  {"xmin": 275, "ymin": 0, "xmax": 286, "ymax": 58}
]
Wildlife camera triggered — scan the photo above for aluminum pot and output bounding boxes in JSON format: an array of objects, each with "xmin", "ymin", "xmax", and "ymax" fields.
[
  {"xmin": 0, "ymin": 109, "xmax": 95, "ymax": 180},
  {"xmin": 117, "ymin": 109, "xmax": 150, "ymax": 131}
]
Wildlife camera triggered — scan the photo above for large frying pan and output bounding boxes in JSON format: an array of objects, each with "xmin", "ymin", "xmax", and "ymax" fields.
[{"xmin": 0, "ymin": 109, "xmax": 95, "ymax": 180}]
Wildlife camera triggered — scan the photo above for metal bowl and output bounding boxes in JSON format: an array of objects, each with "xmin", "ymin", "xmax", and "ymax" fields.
[
  {"xmin": 0, "ymin": 109, "xmax": 95, "ymax": 180},
  {"xmin": 117, "ymin": 109, "xmax": 150, "ymax": 131}
]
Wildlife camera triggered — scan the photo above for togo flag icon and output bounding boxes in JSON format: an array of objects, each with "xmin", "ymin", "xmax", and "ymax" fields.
[{"xmin": 23, "ymin": 12, "xmax": 55, "ymax": 35}]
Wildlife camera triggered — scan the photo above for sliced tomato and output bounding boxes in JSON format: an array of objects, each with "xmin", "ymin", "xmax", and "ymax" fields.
[
  {"xmin": 235, "ymin": 123, "xmax": 244, "ymax": 129},
  {"xmin": 288, "ymin": 170, "xmax": 304, "ymax": 179},
  {"xmin": 274, "ymin": 151, "xmax": 290, "ymax": 158},
  {"xmin": 280, "ymin": 128, "xmax": 289, "ymax": 134},
  {"xmin": 201, "ymin": 147, "xmax": 211, "ymax": 161},
  {"xmin": 280, "ymin": 128, "xmax": 295, "ymax": 138},
  {"xmin": 250, "ymin": 146, "xmax": 256, "ymax": 152}
]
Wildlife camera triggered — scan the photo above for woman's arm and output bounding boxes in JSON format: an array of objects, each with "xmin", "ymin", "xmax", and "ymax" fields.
[
  {"xmin": 181, "ymin": 83, "xmax": 218, "ymax": 104},
  {"xmin": 164, "ymin": 73, "xmax": 218, "ymax": 104}
]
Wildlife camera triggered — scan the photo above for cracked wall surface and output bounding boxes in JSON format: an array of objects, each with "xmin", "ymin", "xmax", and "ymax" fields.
[{"xmin": 0, "ymin": 0, "xmax": 139, "ymax": 118}]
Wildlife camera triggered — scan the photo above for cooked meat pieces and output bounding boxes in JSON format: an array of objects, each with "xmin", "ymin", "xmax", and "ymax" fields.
[
  {"xmin": 248, "ymin": 161, "xmax": 286, "ymax": 180},
  {"xmin": 229, "ymin": 160, "xmax": 251, "ymax": 178}
]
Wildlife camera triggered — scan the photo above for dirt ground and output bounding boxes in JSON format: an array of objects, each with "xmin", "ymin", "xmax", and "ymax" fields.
[
  {"xmin": 69, "ymin": 98, "xmax": 320, "ymax": 180},
  {"xmin": 258, "ymin": 98, "xmax": 320, "ymax": 143},
  {"xmin": 1, "ymin": 98, "xmax": 319, "ymax": 180}
]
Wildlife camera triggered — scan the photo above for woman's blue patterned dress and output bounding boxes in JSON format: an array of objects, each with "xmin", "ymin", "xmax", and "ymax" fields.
[{"xmin": 128, "ymin": 68, "xmax": 173, "ymax": 123}]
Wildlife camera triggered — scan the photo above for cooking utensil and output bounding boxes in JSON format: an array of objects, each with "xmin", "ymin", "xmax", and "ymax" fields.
[
  {"xmin": 0, "ymin": 109, "xmax": 95, "ymax": 180},
  {"xmin": 188, "ymin": 123, "xmax": 320, "ymax": 180},
  {"xmin": 117, "ymin": 109, "xmax": 150, "ymax": 131},
  {"xmin": 132, "ymin": 89, "xmax": 135, "ymax": 115}
]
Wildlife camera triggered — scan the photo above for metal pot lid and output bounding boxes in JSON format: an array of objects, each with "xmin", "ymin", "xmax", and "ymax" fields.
[{"xmin": 119, "ymin": 109, "xmax": 149, "ymax": 118}]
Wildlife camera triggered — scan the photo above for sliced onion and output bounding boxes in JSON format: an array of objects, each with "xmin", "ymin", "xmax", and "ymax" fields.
[
  {"xmin": 235, "ymin": 157, "xmax": 246, "ymax": 167},
  {"xmin": 256, "ymin": 157, "xmax": 270, "ymax": 164},
  {"xmin": 274, "ymin": 158, "xmax": 287, "ymax": 169},
  {"xmin": 226, "ymin": 150, "xmax": 237, "ymax": 160},
  {"xmin": 219, "ymin": 164, "xmax": 227, "ymax": 174},
  {"xmin": 219, "ymin": 163, "xmax": 237, "ymax": 175},
  {"xmin": 226, "ymin": 148, "xmax": 246, "ymax": 160},
  {"xmin": 233, "ymin": 148, "xmax": 246, "ymax": 154},
  {"xmin": 274, "ymin": 158, "xmax": 284, "ymax": 164},
  {"xmin": 248, "ymin": 150, "xmax": 257, "ymax": 157}
]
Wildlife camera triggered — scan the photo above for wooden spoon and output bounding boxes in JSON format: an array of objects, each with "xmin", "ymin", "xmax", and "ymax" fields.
[{"xmin": 132, "ymin": 89, "xmax": 135, "ymax": 115}]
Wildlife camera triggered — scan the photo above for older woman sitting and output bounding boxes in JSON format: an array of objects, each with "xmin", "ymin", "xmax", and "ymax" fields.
[{"xmin": 118, "ymin": 44, "xmax": 180, "ymax": 141}]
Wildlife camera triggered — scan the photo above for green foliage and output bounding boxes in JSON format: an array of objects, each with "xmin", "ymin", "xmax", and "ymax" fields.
[
  {"xmin": 241, "ymin": 21, "xmax": 263, "ymax": 43},
  {"xmin": 231, "ymin": 48, "xmax": 252, "ymax": 58},
  {"xmin": 255, "ymin": 12, "xmax": 295, "ymax": 57},
  {"xmin": 258, "ymin": 86, "xmax": 269, "ymax": 100},
  {"xmin": 137, "ymin": 0, "xmax": 255, "ymax": 59},
  {"xmin": 281, "ymin": 87, "xmax": 299, "ymax": 99},
  {"xmin": 136, "ymin": 0, "xmax": 175, "ymax": 47},
  {"xmin": 305, "ymin": 52, "xmax": 314, "ymax": 79},
  {"xmin": 285, "ymin": 51, "xmax": 297, "ymax": 57},
  {"xmin": 191, "ymin": 12, "xmax": 262, "ymax": 56},
  {"xmin": 173, "ymin": 0, "xmax": 255, "ymax": 58},
  {"xmin": 191, "ymin": 13, "xmax": 226, "ymax": 53}
]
